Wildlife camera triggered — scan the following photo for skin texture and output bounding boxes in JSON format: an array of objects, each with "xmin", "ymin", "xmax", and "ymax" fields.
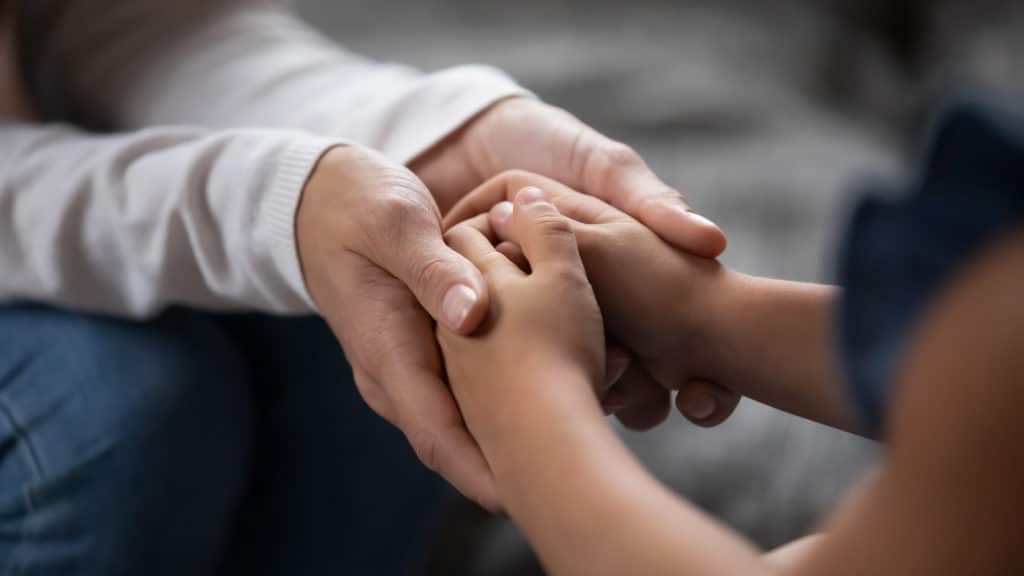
[
  {"xmin": 296, "ymin": 97, "xmax": 732, "ymax": 510},
  {"xmin": 446, "ymin": 171, "xmax": 749, "ymax": 428},
  {"xmin": 438, "ymin": 191, "xmax": 764, "ymax": 575},
  {"xmin": 438, "ymin": 188, "xmax": 606, "ymax": 453},
  {"xmin": 439, "ymin": 176, "xmax": 1024, "ymax": 575}
]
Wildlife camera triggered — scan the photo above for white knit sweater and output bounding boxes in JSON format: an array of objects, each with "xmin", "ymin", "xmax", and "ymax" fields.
[{"xmin": 0, "ymin": 0, "xmax": 526, "ymax": 316}]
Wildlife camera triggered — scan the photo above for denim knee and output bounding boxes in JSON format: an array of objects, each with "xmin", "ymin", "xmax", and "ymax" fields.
[{"xmin": 0, "ymin": 305, "xmax": 251, "ymax": 575}]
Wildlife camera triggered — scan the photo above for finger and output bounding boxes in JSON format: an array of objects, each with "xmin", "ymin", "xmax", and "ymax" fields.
[
  {"xmin": 560, "ymin": 128, "xmax": 727, "ymax": 257},
  {"xmin": 675, "ymin": 380, "xmax": 742, "ymax": 428},
  {"xmin": 326, "ymin": 252, "xmax": 501, "ymax": 512},
  {"xmin": 444, "ymin": 218, "xmax": 522, "ymax": 281},
  {"xmin": 443, "ymin": 172, "xmax": 514, "ymax": 228},
  {"xmin": 488, "ymin": 201, "xmax": 515, "ymax": 239},
  {"xmin": 631, "ymin": 191, "xmax": 727, "ymax": 258},
  {"xmin": 446, "ymin": 170, "xmax": 625, "ymax": 229},
  {"xmin": 491, "ymin": 200, "xmax": 601, "ymax": 266},
  {"xmin": 369, "ymin": 193, "xmax": 489, "ymax": 335},
  {"xmin": 494, "ymin": 241, "xmax": 529, "ymax": 272},
  {"xmin": 509, "ymin": 186, "xmax": 585, "ymax": 274},
  {"xmin": 613, "ymin": 363, "xmax": 671, "ymax": 430},
  {"xmin": 452, "ymin": 211, "xmax": 500, "ymax": 244}
]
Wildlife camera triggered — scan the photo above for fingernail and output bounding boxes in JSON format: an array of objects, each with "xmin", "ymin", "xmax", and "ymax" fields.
[
  {"xmin": 517, "ymin": 186, "xmax": 545, "ymax": 205},
  {"xmin": 682, "ymin": 394, "xmax": 716, "ymax": 420},
  {"xmin": 683, "ymin": 209, "xmax": 718, "ymax": 229},
  {"xmin": 442, "ymin": 284, "xmax": 477, "ymax": 329},
  {"xmin": 491, "ymin": 201, "xmax": 513, "ymax": 225}
]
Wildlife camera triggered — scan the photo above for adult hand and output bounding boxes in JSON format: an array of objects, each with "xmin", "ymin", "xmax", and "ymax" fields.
[
  {"xmin": 412, "ymin": 97, "xmax": 738, "ymax": 428},
  {"xmin": 446, "ymin": 171, "xmax": 743, "ymax": 429},
  {"xmin": 413, "ymin": 97, "xmax": 726, "ymax": 256},
  {"xmin": 296, "ymin": 145, "xmax": 500, "ymax": 509},
  {"xmin": 296, "ymin": 145, "xmax": 637, "ymax": 509}
]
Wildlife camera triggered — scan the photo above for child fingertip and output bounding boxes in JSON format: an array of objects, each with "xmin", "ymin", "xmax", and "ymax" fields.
[
  {"xmin": 680, "ymin": 392, "xmax": 716, "ymax": 421},
  {"xmin": 516, "ymin": 186, "xmax": 546, "ymax": 205},
  {"xmin": 490, "ymin": 201, "xmax": 514, "ymax": 225}
]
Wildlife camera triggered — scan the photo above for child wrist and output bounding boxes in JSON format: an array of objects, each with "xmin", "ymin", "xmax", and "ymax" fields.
[
  {"xmin": 476, "ymin": 364, "xmax": 603, "ymax": 443},
  {"xmin": 677, "ymin": 267, "xmax": 746, "ymax": 376}
]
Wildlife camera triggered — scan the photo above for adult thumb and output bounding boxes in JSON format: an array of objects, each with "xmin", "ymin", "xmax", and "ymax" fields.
[{"xmin": 380, "ymin": 226, "xmax": 490, "ymax": 335}]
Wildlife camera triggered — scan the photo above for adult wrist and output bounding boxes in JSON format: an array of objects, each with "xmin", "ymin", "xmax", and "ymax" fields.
[{"xmin": 257, "ymin": 137, "xmax": 348, "ymax": 313}]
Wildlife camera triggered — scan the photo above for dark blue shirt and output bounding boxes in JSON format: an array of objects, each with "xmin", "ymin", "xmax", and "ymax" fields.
[{"xmin": 839, "ymin": 98, "xmax": 1024, "ymax": 437}]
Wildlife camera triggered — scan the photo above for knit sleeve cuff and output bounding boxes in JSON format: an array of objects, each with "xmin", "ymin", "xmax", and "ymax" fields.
[{"xmin": 256, "ymin": 137, "xmax": 345, "ymax": 313}]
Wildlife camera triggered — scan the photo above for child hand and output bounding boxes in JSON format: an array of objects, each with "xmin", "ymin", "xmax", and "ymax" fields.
[
  {"xmin": 437, "ymin": 187, "xmax": 607, "ymax": 453},
  {"xmin": 445, "ymin": 171, "xmax": 741, "ymax": 428}
]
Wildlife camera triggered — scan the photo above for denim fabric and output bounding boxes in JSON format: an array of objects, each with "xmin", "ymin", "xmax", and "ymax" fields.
[
  {"xmin": 216, "ymin": 313, "xmax": 446, "ymax": 576},
  {"xmin": 839, "ymin": 98, "xmax": 1024, "ymax": 437},
  {"xmin": 0, "ymin": 305, "xmax": 444, "ymax": 575}
]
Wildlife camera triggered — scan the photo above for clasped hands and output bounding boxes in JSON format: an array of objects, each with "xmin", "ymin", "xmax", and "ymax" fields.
[
  {"xmin": 438, "ymin": 171, "xmax": 743, "ymax": 492},
  {"xmin": 296, "ymin": 97, "xmax": 737, "ymax": 511}
]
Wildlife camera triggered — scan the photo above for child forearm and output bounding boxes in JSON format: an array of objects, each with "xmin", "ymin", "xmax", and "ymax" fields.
[
  {"xmin": 482, "ymin": 367, "xmax": 767, "ymax": 576},
  {"xmin": 704, "ymin": 272, "xmax": 860, "ymax": 433}
]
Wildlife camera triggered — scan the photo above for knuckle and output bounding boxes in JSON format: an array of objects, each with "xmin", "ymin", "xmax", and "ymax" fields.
[
  {"xmin": 442, "ymin": 226, "xmax": 466, "ymax": 246},
  {"xmin": 366, "ymin": 169, "xmax": 434, "ymax": 220},
  {"xmin": 371, "ymin": 190, "xmax": 429, "ymax": 229},
  {"xmin": 363, "ymin": 196, "xmax": 416, "ymax": 254},
  {"xmin": 540, "ymin": 255, "xmax": 589, "ymax": 286},
  {"xmin": 362, "ymin": 188, "xmax": 441, "ymax": 262},
  {"xmin": 579, "ymin": 139, "xmax": 642, "ymax": 192},
  {"xmin": 532, "ymin": 211, "xmax": 575, "ymax": 237},
  {"xmin": 478, "ymin": 251, "xmax": 513, "ymax": 275},
  {"xmin": 411, "ymin": 253, "xmax": 458, "ymax": 297},
  {"xmin": 546, "ymin": 259, "xmax": 589, "ymax": 287},
  {"xmin": 602, "ymin": 141, "xmax": 643, "ymax": 169}
]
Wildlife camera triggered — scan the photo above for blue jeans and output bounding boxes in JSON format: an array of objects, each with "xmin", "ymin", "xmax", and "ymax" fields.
[{"xmin": 0, "ymin": 304, "xmax": 444, "ymax": 575}]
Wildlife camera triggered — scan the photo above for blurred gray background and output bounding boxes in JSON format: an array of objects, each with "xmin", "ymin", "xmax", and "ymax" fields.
[{"xmin": 294, "ymin": 1, "xmax": 1023, "ymax": 573}]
